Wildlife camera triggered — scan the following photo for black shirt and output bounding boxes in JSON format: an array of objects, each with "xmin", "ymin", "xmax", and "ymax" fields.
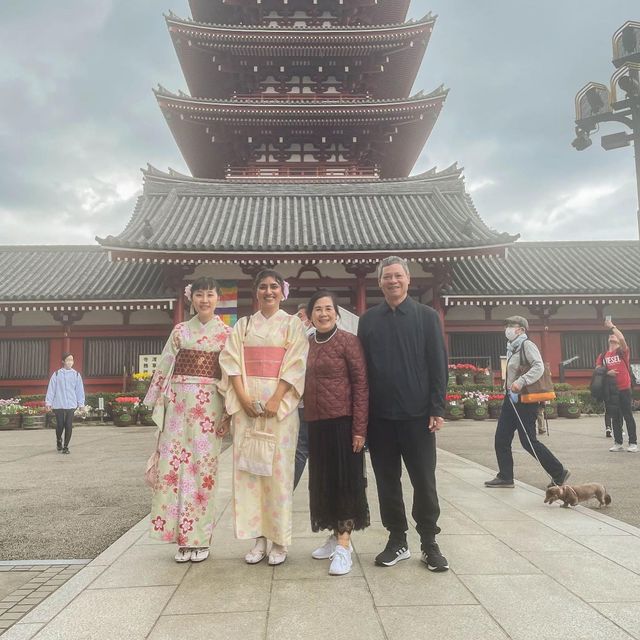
[{"xmin": 357, "ymin": 296, "xmax": 447, "ymax": 420}]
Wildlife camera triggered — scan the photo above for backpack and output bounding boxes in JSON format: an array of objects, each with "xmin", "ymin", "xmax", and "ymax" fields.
[{"xmin": 589, "ymin": 361, "xmax": 608, "ymax": 402}]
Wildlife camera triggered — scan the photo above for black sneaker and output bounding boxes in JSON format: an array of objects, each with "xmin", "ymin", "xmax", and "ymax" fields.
[
  {"xmin": 484, "ymin": 476, "xmax": 514, "ymax": 488},
  {"xmin": 547, "ymin": 469, "xmax": 570, "ymax": 488},
  {"xmin": 62, "ymin": 448, "xmax": 70, "ymax": 455},
  {"xmin": 605, "ymin": 428, "xmax": 612, "ymax": 438},
  {"xmin": 375, "ymin": 540, "xmax": 410, "ymax": 567},
  {"xmin": 421, "ymin": 542, "xmax": 449, "ymax": 572},
  {"xmin": 56, "ymin": 442, "xmax": 63, "ymax": 452}
]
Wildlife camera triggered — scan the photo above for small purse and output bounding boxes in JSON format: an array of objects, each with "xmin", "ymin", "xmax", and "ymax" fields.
[
  {"xmin": 518, "ymin": 341, "xmax": 556, "ymax": 404},
  {"xmin": 237, "ymin": 417, "xmax": 276, "ymax": 476},
  {"xmin": 144, "ymin": 450, "xmax": 160, "ymax": 488}
]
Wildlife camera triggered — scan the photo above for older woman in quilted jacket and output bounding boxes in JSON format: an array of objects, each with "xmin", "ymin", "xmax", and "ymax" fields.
[{"xmin": 303, "ymin": 290, "xmax": 369, "ymax": 576}]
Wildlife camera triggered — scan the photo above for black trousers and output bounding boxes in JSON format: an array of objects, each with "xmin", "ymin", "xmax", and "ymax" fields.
[
  {"xmin": 612, "ymin": 389, "xmax": 637, "ymax": 445},
  {"xmin": 495, "ymin": 398, "xmax": 564, "ymax": 483},
  {"xmin": 54, "ymin": 409, "xmax": 75, "ymax": 448},
  {"xmin": 293, "ymin": 408, "xmax": 309, "ymax": 490},
  {"xmin": 368, "ymin": 417, "xmax": 441, "ymax": 546}
]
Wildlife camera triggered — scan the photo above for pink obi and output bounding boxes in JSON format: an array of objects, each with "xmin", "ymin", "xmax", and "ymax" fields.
[{"xmin": 244, "ymin": 346, "xmax": 286, "ymax": 379}]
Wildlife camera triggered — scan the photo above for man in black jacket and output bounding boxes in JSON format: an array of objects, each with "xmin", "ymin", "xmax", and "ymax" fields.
[{"xmin": 358, "ymin": 256, "xmax": 449, "ymax": 572}]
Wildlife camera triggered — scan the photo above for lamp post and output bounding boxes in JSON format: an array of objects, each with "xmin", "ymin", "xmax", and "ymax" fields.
[{"xmin": 572, "ymin": 21, "xmax": 640, "ymax": 239}]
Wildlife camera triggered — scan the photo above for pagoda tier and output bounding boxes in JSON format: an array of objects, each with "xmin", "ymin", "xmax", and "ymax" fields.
[
  {"xmin": 188, "ymin": 0, "xmax": 412, "ymax": 28},
  {"xmin": 155, "ymin": 87, "xmax": 446, "ymax": 179},
  {"xmin": 167, "ymin": 14, "xmax": 433, "ymax": 99}
]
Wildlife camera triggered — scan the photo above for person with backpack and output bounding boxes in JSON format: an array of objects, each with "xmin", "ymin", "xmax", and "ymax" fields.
[
  {"xmin": 484, "ymin": 316, "xmax": 571, "ymax": 488},
  {"xmin": 45, "ymin": 352, "xmax": 85, "ymax": 454},
  {"xmin": 596, "ymin": 320, "xmax": 637, "ymax": 452}
]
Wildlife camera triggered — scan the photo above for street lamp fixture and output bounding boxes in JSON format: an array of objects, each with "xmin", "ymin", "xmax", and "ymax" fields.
[{"xmin": 572, "ymin": 21, "xmax": 640, "ymax": 239}]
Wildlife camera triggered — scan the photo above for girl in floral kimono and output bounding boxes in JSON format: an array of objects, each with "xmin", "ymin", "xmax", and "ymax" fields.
[
  {"xmin": 220, "ymin": 269, "xmax": 308, "ymax": 566},
  {"xmin": 144, "ymin": 276, "xmax": 231, "ymax": 563}
]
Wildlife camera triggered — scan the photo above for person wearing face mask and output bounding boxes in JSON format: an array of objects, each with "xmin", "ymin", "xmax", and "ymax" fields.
[
  {"xmin": 597, "ymin": 320, "xmax": 637, "ymax": 452},
  {"xmin": 485, "ymin": 316, "xmax": 570, "ymax": 489}
]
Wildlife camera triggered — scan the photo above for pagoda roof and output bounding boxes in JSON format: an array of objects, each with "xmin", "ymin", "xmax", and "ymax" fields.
[
  {"xmin": 96, "ymin": 164, "xmax": 517, "ymax": 263},
  {"xmin": 444, "ymin": 241, "xmax": 640, "ymax": 305},
  {"xmin": 155, "ymin": 87, "xmax": 447, "ymax": 179},
  {"xmin": 167, "ymin": 13, "xmax": 433, "ymax": 98},
  {"xmin": 0, "ymin": 245, "xmax": 173, "ymax": 312},
  {"xmin": 188, "ymin": 0, "xmax": 412, "ymax": 29}
]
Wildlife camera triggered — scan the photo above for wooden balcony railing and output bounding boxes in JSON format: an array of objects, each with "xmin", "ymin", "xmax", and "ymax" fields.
[
  {"xmin": 231, "ymin": 93, "xmax": 370, "ymax": 102},
  {"xmin": 226, "ymin": 164, "xmax": 379, "ymax": 179}
]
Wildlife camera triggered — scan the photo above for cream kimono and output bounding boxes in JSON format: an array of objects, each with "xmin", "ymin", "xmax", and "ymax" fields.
[
  {"xmin": 144, "ymin": 315, "xmax": 231, "ymax": 548},
  {"xmin": 220, "ymin": 309, "xmax": 308, "ymax": 546}
]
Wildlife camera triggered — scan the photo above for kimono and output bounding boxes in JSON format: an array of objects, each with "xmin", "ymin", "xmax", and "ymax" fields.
[
  {"xmin": 220, "ymin": 309, "xmax": 308, "ymax": 546},
  {"xmin": 144, "ymin": 314, "xmax": 232, "ymax": 548}
]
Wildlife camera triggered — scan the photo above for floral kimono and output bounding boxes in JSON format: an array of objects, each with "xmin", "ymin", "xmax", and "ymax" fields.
[
  {"xmin": 219, "ymin": 309, "xmax": 308, "ymax": 546},
  {"xmin": 144, "ymin": 314, "xmax": 231, "ymax": 548}
]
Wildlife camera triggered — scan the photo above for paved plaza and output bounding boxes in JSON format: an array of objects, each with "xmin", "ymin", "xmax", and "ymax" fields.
[{"xmin": 2, "ymin": 416, "xmax": 640, "ymax": 640}]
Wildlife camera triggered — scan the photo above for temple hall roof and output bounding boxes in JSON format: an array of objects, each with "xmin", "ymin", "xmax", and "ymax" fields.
[
  {"xmin": 0, "ymin": 246, "xmax": 172, "ymax": 311},
  {"xmin": 96, "ymin": 165, "xmax": 516, "ymax": 262}
]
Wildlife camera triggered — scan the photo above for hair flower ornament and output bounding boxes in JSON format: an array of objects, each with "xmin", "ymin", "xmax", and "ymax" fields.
[
  {"xmin": 184, "ymin": 284, "xmax": 192, "ymax": 302},
  {"xmin": 282, "ymin": 280, "xmax": 290, "ymax": 300}
]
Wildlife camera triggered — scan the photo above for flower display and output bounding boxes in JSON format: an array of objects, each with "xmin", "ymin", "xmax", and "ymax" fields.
[
  {"xmin": 132, "ymin": 372, "xmax": 153, "ymax": 381},
  {"xmin": 0, "ymin": 399, "xmax": 21, "ymax": 415}
]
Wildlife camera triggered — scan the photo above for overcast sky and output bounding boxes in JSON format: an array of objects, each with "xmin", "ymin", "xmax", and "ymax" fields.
[{"xmin": 0, "ymin": 1, "xmax": 638, "ymax": 245}]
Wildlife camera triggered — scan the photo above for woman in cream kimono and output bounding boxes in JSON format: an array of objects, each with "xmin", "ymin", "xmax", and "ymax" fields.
[
  {"xmin": 220, "ymin": 269, "xmax": 308, "ymax": 566},
  {"xmin": 144, "ymin": 276, "xmax": 231, "ymax": 563}
]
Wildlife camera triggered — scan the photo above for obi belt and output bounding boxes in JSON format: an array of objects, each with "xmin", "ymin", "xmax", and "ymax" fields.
[
  {"xmin": 174, "ymin": 349, "xmax": 221, "ymax": 379},
  {"xmin": 243, "ymin": 346, "xmax": 286, "ymax": 379}
]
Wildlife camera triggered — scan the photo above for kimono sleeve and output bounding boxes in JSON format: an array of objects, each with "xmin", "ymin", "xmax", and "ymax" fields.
[
  {"xmin": 218, "ymin": 317, "xmax": 247, "ymax": 416},
  {"xmin": 143, "ymin": 325, "xmax": 180, "ymax": 409},
  {"xmin": 277, "ymin": 315, "xmax": 309, "ymax": 419}
]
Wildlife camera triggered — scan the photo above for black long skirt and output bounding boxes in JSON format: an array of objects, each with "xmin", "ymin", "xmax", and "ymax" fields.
[{"xmin": 308, "ymin": 416, "xmax": 370, "ymax": 533}]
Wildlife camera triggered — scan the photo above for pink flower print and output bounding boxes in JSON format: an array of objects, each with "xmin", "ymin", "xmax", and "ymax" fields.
[
  {"xmin": 167, "ymin": 417, "xmax": 181, "ymax": 434},
  {"xmin": 179, "ymin": 448, "xmax": 192, "ymax": 464},
  {"xmin": 151, "ymin": 516, "xmax": 166, "ymax": 531},
  {"xmin": 180, "ymin": 477, "xmax": 196, "ymax": 495},
  {"xmin": 196, "ymin": 389, "xmax": 211, "ymax": 405},
  {"xmin": 194, "ymin": 491, "xmax": 208, "ymax": 507},
  {"xmin": 194, "ymin": 436, "xmax": 211, "ymax": 455},
  {"xmin": 162, "ymin": 530, "xmax": 174, "ymax": 542},
  {"xmin": 164, "ymin": 470, "xmax": 178, "ymax": 486},
  {"xmin": 177, "ymin": 533, "xmax": 188, "ymax": 546},
  {"xmin": 168, "ymin": 389, "xmax": 177, "ymax": 404},
  {"xmin": 202, "ymin": 475, "xmax": 214, "ymax": 490},
  {"xmin": 174, "ymin": 400, "xmax": 186, "ymax": 415},
  {"xmin": 180, "ymin": 518, "xmax": 194, "ymax": 534},
  {"xmin": 169, "ymin": 456, "xmax": 180, "ymax": 472},
  {"xmin": 159, "ymin": 442, "xmax": 172, "ymax": 458},
  {"xmin": 166, "ymin": 503, "xmax": 180, "ymax": 518},
  {"xmin": 200, "ymin": 417, "xmax": 214, "ymax": 433},
  {"xmin": 187, "ymin": 461, "xmax": 199, "ymax": 476},
  {"xmin": 190, "ymin": 405, "xmax": 206, "ymax": 421}
]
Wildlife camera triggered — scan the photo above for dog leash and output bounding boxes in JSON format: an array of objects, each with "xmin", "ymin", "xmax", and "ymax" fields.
[{"xmin": 508, "ymin": 394, "xmax": 558, "ymax": 487}]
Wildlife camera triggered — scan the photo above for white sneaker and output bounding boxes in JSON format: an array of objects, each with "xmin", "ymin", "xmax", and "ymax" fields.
[
  {"xmin": 174, "ymin": 548, "xmax": 192, "ymax": 563},
  {"xmin": 328, "ymin": 545, "xmax": 352, "ymax": 576},
  {"xmin": 628, "ymin": 444, "xmax": 638, "ymax": 453},
  {"xmin": 609, "ymin": 444, "xmax": 625, "ymax": 452},
  {"xmin": 311, "ymin": 535, "xmax": 353, "ymax": 559}
]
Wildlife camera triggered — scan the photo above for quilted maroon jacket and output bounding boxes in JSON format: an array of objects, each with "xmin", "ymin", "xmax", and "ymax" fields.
[{"xmin": 303, "ymin": 329, "xmax": 369, "ymax": 437}]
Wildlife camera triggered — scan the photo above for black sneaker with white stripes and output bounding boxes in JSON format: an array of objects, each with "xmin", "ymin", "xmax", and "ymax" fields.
[
  {"xmin": 420, "ymin": 541, "xmax": 449, "ymax": 572},
  {"xmin": 375, "ymin": 540, "xmax": 410, "ymax": 567}
]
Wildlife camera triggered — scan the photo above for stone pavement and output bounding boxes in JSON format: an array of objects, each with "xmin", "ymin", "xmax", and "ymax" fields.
[{"xmin": 4, "ymin": 444, "xmax": 640, "ymax": 640}]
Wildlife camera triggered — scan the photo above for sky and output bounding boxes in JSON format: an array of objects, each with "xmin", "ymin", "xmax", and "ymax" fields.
[{"xmin": 0, "ymin": 1, "xmax": 638, "ymax": 245}]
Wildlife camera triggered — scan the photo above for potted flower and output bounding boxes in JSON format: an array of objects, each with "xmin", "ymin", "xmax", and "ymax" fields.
[
  {"xmin": 557, "ymin": 394, "xmax": 581, "ymax": 419},
  {"xmin": 447, "ymin": 365, "xmax": 457, "ymax": 388},
  {"xmin": 543, "ymin": 400, "xmax": 558, "ymax": 419},
  {"xmin": 456, "ymin": 363, "xmax": 477, "ymax": 386},
  {"xmin": 110, "ymin": 396, "xmax": 140, "ymax": 427},
  {"xmin": 488, "ymin": 393, "xmax": 505, "ymax": 419},
  {"xmin": 445, "ymin": 394, "xmax": 464, "ymax": 421},
  {"xmin": 74, "ymin": 405, "xmax": 94, "ymax": 422},
  {"xmin": 0, "ymin": 399, "xmax": 22, "ymax": 430},
  {"xmin": 137, "ymin": 403, "xmax": 156, "ymax": 427},
  {"xmin": 463, "ymin": 391, "xmax": 489, "ymax": 420},
  {"xmin": 474, "ymin": 367, "xmax": 492, "ymax": 385},
  {"xmin": 20, "ymin": 400, "xmax": 47, "ymax": 429},
  {"xmin": 131, "ymin": 371, "xmax": 153, "ymax": 395}
]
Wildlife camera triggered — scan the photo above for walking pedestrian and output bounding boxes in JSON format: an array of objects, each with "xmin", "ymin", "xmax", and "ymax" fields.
[
  {"xmin": 485, "ymin": 316, "xmax": 571, "ymax": 488},
  {"xmin": 358, "ymin": 256, "xmax": 449, "ymax": 572},
  {"xmin": 45, "ymin": 352, "xmax": 85, "ymax": 454}
]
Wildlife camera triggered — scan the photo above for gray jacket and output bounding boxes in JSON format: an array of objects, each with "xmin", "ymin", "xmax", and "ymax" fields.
[{"xmin": 506, "ymin": 340, "xmax": 544, "ymax": 389}]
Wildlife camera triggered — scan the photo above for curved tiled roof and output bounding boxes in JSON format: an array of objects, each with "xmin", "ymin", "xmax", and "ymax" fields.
[
  {"xmin": 446, "ymin": 242, "xmax": 640, "ymax": 298},
  {"xmin": 97, "ymin": 168, "xmax": 515, "ymax": 254},
  {"xmin": 0, "ymin": 246, "xmax": 171, "ymax": 307}
]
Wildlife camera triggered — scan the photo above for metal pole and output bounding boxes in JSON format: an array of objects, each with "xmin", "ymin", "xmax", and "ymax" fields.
[{"xmin": 631, "ymin": 95, "xmax": 640, "ymax": 241}]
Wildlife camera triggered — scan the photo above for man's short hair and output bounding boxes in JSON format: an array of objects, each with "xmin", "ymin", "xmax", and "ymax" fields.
[
  {"xmin": 297, "ymin": 303, "xmax": 307, "ymax": 312},
  {"xmin": 377, "ymin": 256, "xmax": 411, "ymax": 281}
]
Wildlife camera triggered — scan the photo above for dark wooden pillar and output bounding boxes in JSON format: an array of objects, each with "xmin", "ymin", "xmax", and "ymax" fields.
[
  {"xmin": 345, "ymin": 264, "xmax": 376, "ymax": 315},
  {"xmin": 52, "ymin": 311, "xmax": 84, "ymax": 358},
  {"xmin": 163, "ymin": 265, "xmax": 193, "ymax": 326}
]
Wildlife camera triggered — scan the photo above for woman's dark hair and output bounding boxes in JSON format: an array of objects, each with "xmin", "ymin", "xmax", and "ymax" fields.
[
  {"xmin": 306, "ymin": 290, "xmax": 340, "ymax": 319},
  {"xmin": 253, "ymin": 269, "xmax": 285, "ymax": 292},
  {"xmin": 61, "ymin": 352, "xmax": 73, "ymax": 362},
  {"xmin": 190, "ymin": 276, "xmax": 219, "ymax": 295}
]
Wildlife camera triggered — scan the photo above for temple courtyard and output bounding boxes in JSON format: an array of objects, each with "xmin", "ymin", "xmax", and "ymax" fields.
[{"xmin": 1, "ymin": 417, "xmax": 640, "ymax": 639}]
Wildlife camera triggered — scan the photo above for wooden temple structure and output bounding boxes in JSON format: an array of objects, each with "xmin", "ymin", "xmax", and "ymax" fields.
[{"xmin": 1, "ymin": 0, "xmax": 639, "ymax": 395}]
